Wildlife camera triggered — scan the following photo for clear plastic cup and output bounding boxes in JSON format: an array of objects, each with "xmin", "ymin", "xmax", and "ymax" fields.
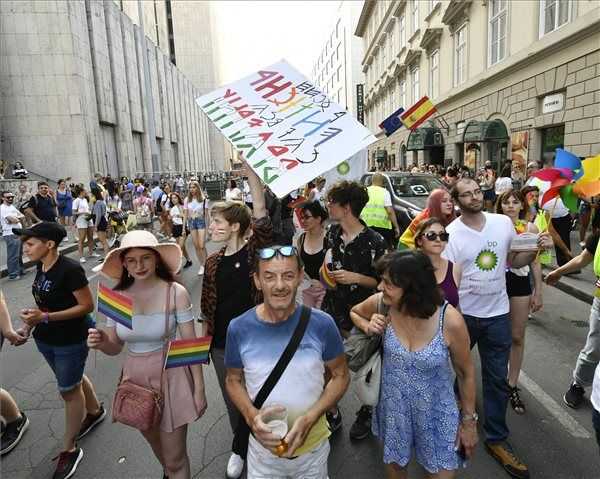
[{"xmin": 261, "ymin": 404, "xmax": 289, "ymax": 456}]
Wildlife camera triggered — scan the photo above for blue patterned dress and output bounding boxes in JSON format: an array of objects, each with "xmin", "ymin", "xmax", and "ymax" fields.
[{"xmin": 373, "ymin": 303, "xmax": 463, "ymax": 473}]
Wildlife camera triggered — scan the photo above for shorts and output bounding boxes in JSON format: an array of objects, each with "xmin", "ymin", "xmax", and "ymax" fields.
[
  {"xmin": 96, "ymin": 216, "xmax": 108, "ymax": 232},
  {"xmin": 172, "ymin": 224, "xmax": 183, "ymax": 238},
  {"xmin": 76, "ymin": 216, "xmax": 93, "ymax": 229},
  {"xmin": 506, "ymin": 271, "xmax": 532, "ymax": 297},
  {"xmin": 34, "ymin": 339, "xmax": 89, "ymax": 393},
  {"xmin": 483, "ymin": 189, "xmax": 496, "ymax": 202},
  {"xmin": 58, "ymin": 207, "xmax": 72, "ymax": 218},
  {"xmin": 188, "ymin": 218, "xmax": 206, "ymax": 230}
]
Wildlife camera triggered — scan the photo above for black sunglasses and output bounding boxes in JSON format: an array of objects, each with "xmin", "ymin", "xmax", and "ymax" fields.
[
  {"xmin": 258, "ymin": 246, "xmax": 298, "ymax": 260},
  {"xmin": 422, "ymin": 231, "xmax": 450, "ymax": 242}
]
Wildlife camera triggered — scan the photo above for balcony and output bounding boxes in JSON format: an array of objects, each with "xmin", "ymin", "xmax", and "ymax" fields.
[
  {"xmin": 419, "ymin": 27, "xmax": 443, "ymax": 51},
  {"xmin": 441, "ymin": 0, "xmax": 472, "ymax": 27}
]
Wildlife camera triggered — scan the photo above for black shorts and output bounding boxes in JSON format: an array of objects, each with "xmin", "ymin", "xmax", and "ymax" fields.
[
  {"xmin": 97, "ymin": 216, "xmax": 108, "ymax": 232},
  {"xmin": 172, "ymin": 224, "xmax": 183, "ymax": 238},
  {"xmin": 506, "ymin": 271, "xmax": 532, "ymax": 297}
]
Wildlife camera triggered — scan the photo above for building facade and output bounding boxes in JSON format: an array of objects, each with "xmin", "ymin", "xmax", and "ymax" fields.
[
  {"xmin": 0, "ymin": 0, "xmax": 220, "ymax": 185},
  {"xmin": 355, "ymin": 0, "xmax": 600, "ymax": 174},
  {"xmin": 311, "ymin": 1, "xmax": 365, "ymax": 119}
]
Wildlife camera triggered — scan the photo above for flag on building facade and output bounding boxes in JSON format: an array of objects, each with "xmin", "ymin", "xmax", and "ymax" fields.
[
  {"xmin": 379, "ymin": 107, "xmax": 405, "ymax": 136},
  {"xmin": 401, "ymin": 96, "xmax": 437, "ymax": 130}
]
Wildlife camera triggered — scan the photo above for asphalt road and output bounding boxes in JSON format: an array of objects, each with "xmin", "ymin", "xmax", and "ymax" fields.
[{"xmin": 1, "ymin": 237, "xmax": 599, "ymax": 479}]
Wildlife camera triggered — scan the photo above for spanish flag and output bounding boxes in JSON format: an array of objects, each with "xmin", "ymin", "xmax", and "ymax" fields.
[{"xmin": 401, "ymin": 96, "xmax": 437, "ymax": 130}]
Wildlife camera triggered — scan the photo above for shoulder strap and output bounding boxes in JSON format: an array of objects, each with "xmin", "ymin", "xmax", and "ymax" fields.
[
  {"xmin": 298, "ymin": 232, "xmax": 306, "ymax": 252},
  {"xmin": 438, "ymin": 301, "xmax": 449, "ymax": 331},
  {"xmin": 253, "ymin": 305, "xmax": 311, "ymax": 410},
  {"xmin": 158, "ymin": 283, "xmax": 172, "ymax": 393}
]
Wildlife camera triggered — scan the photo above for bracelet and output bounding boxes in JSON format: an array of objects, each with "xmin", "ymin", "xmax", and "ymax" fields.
[
  {"xmin": 461, "ymin": 412, "xmax": 479, "ymax": 423},
  {"xmin": 41, "ymin": 312, "xmax": 49, "ymax": 324}
]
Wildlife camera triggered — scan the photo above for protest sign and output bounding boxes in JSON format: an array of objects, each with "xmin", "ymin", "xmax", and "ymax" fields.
[{"xmin": 196, "ymin": 60, "xmax": 376, "ymax": 197}]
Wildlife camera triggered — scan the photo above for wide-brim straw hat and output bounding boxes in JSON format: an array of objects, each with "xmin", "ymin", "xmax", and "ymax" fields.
[{"xmin": 94, "ymin": 230, "xmax": 182, "ymax": 279}]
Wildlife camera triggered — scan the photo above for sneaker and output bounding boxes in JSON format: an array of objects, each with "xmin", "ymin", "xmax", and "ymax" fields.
[
  {"xmin": 79, "ymin": 257, "xmax": 86, "ymax": 264},
  {"xmin": 326, "ymin": 408, "xmax": 342, "ymax": 433},
  {"xmin": 349, "ymin": 405, "xmax": 372, "ymax": 440},
  {"xmin": 183, "ymin": 260, "xmax": 193, "ymax": 269},
  {"xmin": 1, "ymin": 411, "xmax": 29, "ymax": 455},
  {"xmin": 509, "ymin": 386, "xmax": 525, "ymax": 415},
  {"xmin": 563, "ymin": 383, "xmax": 585, "ymax": 409},
  {"xmin": 108, "ymin": 237, "xmax": 117, "ymax": 248},
  {"xmin": 198, "ymin": 266, "xmax": 205, "ymax": 276},
  {"xmin": 226, "ymin": 452, "xmax": 244, "ymax": 479},
  {"xmin": 485, "ymin": 441, "xmax": 529, "ymax": 479},
  {"xmin": 52, "ymin": 447, "xmax": 84, "ymax": 479},
  {"xmin": 7, "ymin": 275, "xmax": 21, "ymax": 281},
  {"xmin": 90, "ymin": 252, "xmax": 101, "ymax": 258},
  {"xmin": 77, "ymin": 403, "xmax": 106, "ymax": 440}
]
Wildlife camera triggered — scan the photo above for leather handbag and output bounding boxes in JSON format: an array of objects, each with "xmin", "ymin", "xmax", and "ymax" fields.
[{"xmin": 111, "ymin": 283, "xmax": 172, "ymax": 431}]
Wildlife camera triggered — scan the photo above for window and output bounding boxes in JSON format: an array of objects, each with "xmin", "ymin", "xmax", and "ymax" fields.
[
  {"xmin": 429, "ymin": 50, "xmax": 439, "ymax": 98},
  {"xmin": 411, "ymin": 66, "xmax": 420, "ymax": 102},
  {"xmin": 399, "ymin": 78, "xmax": 406, "ymax": 107},
  {"xmin": 412, "ymin": 0, "xmax": 419, "ymax": 34},
  {"xmin": 489, "ymin": 0, "xmax": 507, "ymax": 66},
  {"xmin": 398, "ymin": 14, "xmax": 406, "ymax": 49},
  {"xmin": 454, "ymin": 24, "xmax": 467, "ymax": 86},
  {"xmin": 540, "ymin": 0, "xmax": 571, "ymax": 36}
]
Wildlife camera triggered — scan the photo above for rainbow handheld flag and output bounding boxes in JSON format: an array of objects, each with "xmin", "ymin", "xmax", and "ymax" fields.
[
  {"xmin": 164, "ymin": 336, "xmax": 212, "ymax": 369},
  {"xmin": 97, "ymin": 283, "xmax": 134, "ymax": 329}
]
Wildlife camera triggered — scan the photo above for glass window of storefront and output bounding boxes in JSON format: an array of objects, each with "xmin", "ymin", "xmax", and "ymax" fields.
[{"xmin": 540, "ymin": 125, "xmax": 565, "ymax": 166}]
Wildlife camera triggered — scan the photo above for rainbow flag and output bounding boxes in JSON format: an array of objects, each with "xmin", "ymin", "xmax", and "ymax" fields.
[
  {"xmin": 401, "ymin": 96, "xmax": 437, "ymax": 130},
  {"xmin": 164, "ymin": 336, "xmax": 212, "ymax": 369},
  {"xmin": 97, "ymin": 283, "xmax": 134, "ymax": 329}
]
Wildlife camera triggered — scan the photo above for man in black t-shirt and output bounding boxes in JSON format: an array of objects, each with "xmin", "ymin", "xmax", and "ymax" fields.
[
  {"xmin": 546, "ymin": 231, "xmax": 600, "ymax": 410},
  {"xmin": 24, "ymin": 182, "xmax": 57, "ymax": 223},
  {"xmin": 13, "ymin": 222, "xmax": 104, "ymax": 479},
  {"xmin": 322, "ymin": 180, "xmax": 386, "ymax": 441}
]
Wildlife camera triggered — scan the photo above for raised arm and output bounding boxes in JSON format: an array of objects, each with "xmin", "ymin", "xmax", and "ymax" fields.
[{"xmin": 243, "ymin": 160, "xmax": 266, "ymax": 219}]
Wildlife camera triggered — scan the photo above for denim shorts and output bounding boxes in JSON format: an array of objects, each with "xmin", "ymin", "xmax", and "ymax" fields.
[
  {"xmin": 188, "ymin": 218, "xmax": 206, "ymax": 230},
  {"xmin": 35, "ymin": 339, "xmax": 89, "ymax": 393}
]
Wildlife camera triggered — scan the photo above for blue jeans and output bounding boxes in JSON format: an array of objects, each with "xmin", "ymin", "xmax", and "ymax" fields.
[
  {"xmin": 2, "ymin": 234, "xmax": 23, "ymax": 278},
  {"xmin": 35, "ymin": 339, "xmax": 89, "ymax": 393},
  {"xmin": 463, "ymin": 313, "xmax": 512, "ymax": 443}
]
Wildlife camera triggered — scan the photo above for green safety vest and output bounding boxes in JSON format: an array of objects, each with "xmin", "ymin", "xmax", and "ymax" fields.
[
  {"xmin": 594, "ymin": 238, "xmax": 600, "ymax": 278},
  {"xmin": 361, "ymin": 186, "xmax": 392, "ymax": 229}
]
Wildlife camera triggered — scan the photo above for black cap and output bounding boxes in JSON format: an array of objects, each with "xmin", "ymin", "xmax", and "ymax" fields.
[{"xmin": 13, "ymin": 222, "xmax": 67, "ymax": 244}]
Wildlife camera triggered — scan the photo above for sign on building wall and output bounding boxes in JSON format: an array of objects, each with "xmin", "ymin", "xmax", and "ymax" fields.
[
  {"xmin": 196, "ymin": 60, "xmax": 376, "ymax": 197},
  {"xmin": 542, "ymin": 93, "xmax": 564, "ymax": 114},
  {"xmin": 356, "ymin": 84, "xmax": 365, "ymax": 124}
]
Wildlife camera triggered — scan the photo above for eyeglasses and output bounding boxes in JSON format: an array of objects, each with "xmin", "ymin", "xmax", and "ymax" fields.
[
  {"xmin": 258, "ymin": 246, "xmax": 299, "ymax": 261},
  {"xmin": 422, "ymin": 231, "xmax": 450, "ymax": 242},
  {"xmin": 458, "ymin": 189, "xmax": 483, "ymax": 199}
]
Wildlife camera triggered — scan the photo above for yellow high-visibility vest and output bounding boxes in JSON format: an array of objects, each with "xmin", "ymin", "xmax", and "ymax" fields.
[{"xmin": 361, "ymin": 186, "xmax": 392, "ymax": 229}]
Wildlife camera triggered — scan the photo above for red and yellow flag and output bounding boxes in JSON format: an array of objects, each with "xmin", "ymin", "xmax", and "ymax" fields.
[{"xmin": 401, "ymin": 96, "xmax": 437, "ymax": 130}]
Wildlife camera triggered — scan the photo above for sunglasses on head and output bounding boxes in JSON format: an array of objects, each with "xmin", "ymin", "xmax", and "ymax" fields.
[
  {"xmin": 422, "ymin": 231, "xmax": 449, "ymax": 242},
  {"xmin": 258, "ymin": 245, "xmax": 298, "ymax": 260}
]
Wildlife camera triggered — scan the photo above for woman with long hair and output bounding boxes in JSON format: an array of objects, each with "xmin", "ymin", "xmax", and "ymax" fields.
[
  {"xmin": 293, "ymin": 201, "xmax": 328, "ymax": 309},
  {"xmin": 72, "ymin": 186, "xmax": 99, "ymax": 263},
  {"xmin": 169, "ymin": 192, "xmax": 193, "ymax": 269},
  {"xmin": 350, "ymin": 251, "xmax": 477, "ymax": 478},
  {"xmin": 398, "ymin": 188, "xmax": 456, "ymax": 249},
  {"xmin": 87, "ymin": 231, "xmax": 207, "ymax": 479},
  {"xmin": 414, "ymin": 217, "xmax": 461, "ymax": 309},
  {"xmin": 91, "ymin": 187, "xmax": 110, "ymax": 260},
  {"xmin": 495, "ymin": 189, "xmax": 543, "ymax": 415},
  {"xmin": 183, "ymin": 181, "xmax": 208, "ymax": 276}
]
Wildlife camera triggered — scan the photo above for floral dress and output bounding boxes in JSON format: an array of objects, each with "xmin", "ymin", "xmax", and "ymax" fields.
[{"xmin": 373, "ymin": 302, "xmax": 463, "ymax": 473}]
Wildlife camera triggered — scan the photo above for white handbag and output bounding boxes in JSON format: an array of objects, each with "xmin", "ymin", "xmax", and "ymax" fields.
[{"xmin": 353, "ymin": 348, "xmax": 382, "ymax": 406}]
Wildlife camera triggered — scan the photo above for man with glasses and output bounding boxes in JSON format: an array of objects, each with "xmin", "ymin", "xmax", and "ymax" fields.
[
  {"xmin": 323, "ymin": 180, "xmax": 386, "ymax": 439},
  {"xmin": 444, "ymin": 178, "xmax": 552, "ymax": 479},
  {"xmin": 0, "ymin": 190, "xmax": 25, "ymax": 280},
  {"xmin": 225, "ymin": 245, "xmax": 349, "ymax": 479}
]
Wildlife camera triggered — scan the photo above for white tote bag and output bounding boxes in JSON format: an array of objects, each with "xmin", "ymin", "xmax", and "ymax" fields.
[{"xmin": 353, "ymin": 349, "xmax": 382, "ymax": 406}]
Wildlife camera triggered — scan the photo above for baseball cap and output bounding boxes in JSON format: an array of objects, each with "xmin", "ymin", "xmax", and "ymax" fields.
[{"xmin": 13, "ymin": 221, "xmax": 67, "ymax": 244}]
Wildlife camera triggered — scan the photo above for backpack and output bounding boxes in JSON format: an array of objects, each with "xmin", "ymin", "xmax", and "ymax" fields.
[{"xmin": 155, "ymin": 194, "xmax": 163, "ymax": 213}]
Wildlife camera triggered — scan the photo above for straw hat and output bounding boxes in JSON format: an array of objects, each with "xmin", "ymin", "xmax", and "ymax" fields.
[{"xmin": 95, "ymin": 230, "xmax": 182, "ymax": 279}]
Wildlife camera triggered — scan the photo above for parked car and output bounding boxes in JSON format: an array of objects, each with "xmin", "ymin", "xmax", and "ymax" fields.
[{"xmin": 360, "ymin": 172, "xmax": 445, "ymax": 232}]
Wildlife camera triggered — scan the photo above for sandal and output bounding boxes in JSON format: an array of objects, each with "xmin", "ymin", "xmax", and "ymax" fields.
[{"xmin": 509, "ymin": 386, "xmax": 525, "ymax": 415}]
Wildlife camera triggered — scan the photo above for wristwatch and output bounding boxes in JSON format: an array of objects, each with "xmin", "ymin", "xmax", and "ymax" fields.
[{"xmin": 461, "ymin": 412, "xmax": 479, "ymax": 423}]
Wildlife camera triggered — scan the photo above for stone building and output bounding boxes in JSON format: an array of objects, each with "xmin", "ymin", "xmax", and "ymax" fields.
[
  {"xmin": 355, "ymin": 0, "xmax": 600, "ymax": 173},
  {"xmin": 0, "ymin": 0, "xmax": 220, "ymax": 185}
]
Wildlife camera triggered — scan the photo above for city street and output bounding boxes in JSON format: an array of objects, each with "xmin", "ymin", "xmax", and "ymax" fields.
[{"xmin": 1, "ymin": 238, "xmax": 599, "ymax": 479}]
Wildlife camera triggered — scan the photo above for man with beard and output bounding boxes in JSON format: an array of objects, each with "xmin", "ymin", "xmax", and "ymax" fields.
[
  {"xmin": 225, "ymin": 246, "xmax": 349, "ymax": 478},
  {"xmin": 443, "ymin": 178, "xmax": 552, "ymax": 479}
]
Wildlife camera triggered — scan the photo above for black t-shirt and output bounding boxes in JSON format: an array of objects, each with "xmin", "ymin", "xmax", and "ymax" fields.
[
  {"xmin": 31, "ymin": 256, "xmax": 90, "ymax": 346},
  {"xmin": 31, "ymin": 194, "xmax": 57, "ymax": 222},
  {"xmin": 585, "ymin": 232, "xmax": 600, "ymax": 257},
  {"xmin": 213, "ymin": 246, "xmax": 253, "ymax": 349}
]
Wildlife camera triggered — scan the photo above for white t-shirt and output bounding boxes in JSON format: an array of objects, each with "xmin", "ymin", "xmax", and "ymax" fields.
[
  {"xmin": 592, "ymin": 362, "xmax": 600, "ymax": 412},
  {"xmin": 382, "ymin": 189, "xmax": 392, "ymax": 207},
  {"xmin": 495, "ymin": 177, "xmax": 513, "ymax": 195},
  {"xmin": 443, "ymin": 213, "xmax": 516, "ymax": 318},
  {"xmin": 72, "ymin": 197, "xmax": 93, "ymax": 228},
  {"xmin": 542, "ymin": 197, "xmax": 569, "ymax": 218},
  {"xmin": 170, "ymin": 205, "xmax": 184, "ymax": 225},
  {"xmin": 243, "ymin": 181, "xmax": 253, "ymax": 203},
  {"xmin": 184, "ymin": 198, "xmax": 205, "ymax": 219},
  {"xmin": 0, "ymin": 204, "xmax": 23, "ymax": 236},
  {"xmin": 225, "ymin": 187, "xmax": 242, "ymax": 201}
]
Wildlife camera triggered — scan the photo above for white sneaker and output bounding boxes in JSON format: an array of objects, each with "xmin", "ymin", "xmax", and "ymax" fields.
[
  {"xmin": 90, "ymin": 253, "xmax": 101, "ymax": 258},
  {"xmin": 198, "ymin": 266, "xmax": 205, "ymax": 276},
  {"xmin": 226, "ymin": 453, "xmax": 244, "ymax": 479},
  {"xmin": 79, "ymin": 257, "xmax": 86, "ymax": 263}
]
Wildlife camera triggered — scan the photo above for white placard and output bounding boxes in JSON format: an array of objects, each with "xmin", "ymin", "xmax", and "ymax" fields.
[
  {"xmin": 196, "ymin": 60, "xmax": 376, "ymax": 197},
  {"xmin": 510, "ymin": 232, "xmax": 539, "ymax": 251},
  {"xmin": 542, "ymin": 93, "xmax": 564, "ymax": 114}
]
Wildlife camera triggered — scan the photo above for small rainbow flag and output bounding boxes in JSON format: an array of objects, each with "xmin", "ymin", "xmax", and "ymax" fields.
[
  {"xmin": 319, "ymin": 264, "xmax": 337, "ymax": 289},
  {"xmin": 97, "ymin": 283, "xmax": 134, "ymax": 329},
  {"xmin": 164, "ymin": 336, "xmax": 212, "ymax": 369}
]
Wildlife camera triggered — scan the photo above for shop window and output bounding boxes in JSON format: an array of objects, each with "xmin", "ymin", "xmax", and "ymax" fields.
[{"xmin": 540, "ymin": 125, "xmax": 565, "ymax": 165}]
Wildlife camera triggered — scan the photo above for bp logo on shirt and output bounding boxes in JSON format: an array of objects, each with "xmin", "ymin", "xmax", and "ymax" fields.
[{"xmin": 475, "ymin": 249, "xmax": 498, "ymax": 272}]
